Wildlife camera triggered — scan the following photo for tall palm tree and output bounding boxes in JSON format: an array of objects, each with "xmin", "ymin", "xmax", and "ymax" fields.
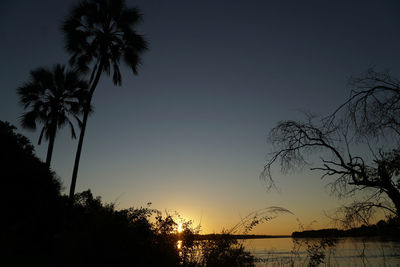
[
  {"xmin": 62, "ymin": 0, "xmax": 148, "ymax": 200},
  {"xmin": 17, "ymin": 64, "xmax": 89, "ymax": 167}
]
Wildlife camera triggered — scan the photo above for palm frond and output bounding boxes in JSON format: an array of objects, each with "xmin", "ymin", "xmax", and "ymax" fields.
[
  {"xmin": 73, "ymin": 114, "xmax": 83, "ymax": 128},
  {"xmin": 30, "ymin": 67, "xmax": 54, "ymax": 90},
  {"xmin": 17, "ymin": 83, "xmax": 41, "ymax": 107},
  {"xmin": 67, "ymin": 120, "xmax": 77, "ymax": 139},
  {"xmin": 118, "ymin": 7, "xmax": 143, "ymax": 28},
  {"xmin": 17, "ymin": 64, "xmax": 90, "ymax": 146},
  {"xmin": 62, "ymin": 0, "xmax": 148, "ymax": 83},
  {"xmin": 54, "ymin": 64, "xmax": 66, "ymax": 91},
  {"xmin": 38, "ymin": 126, "xmax": 46, "ymax": 145},
  {"xmin": 20, "ymin": 111, "xmax": 38, "ymax": 130},
  {"xmin": 112, "ymin": 63, "xmax": 122, "ymax": 85}
]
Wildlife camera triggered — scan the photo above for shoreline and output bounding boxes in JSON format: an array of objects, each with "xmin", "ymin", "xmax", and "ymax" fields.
[{"xmin": 194, "ymin": 234, "xmax": 291, "ymax": 240}]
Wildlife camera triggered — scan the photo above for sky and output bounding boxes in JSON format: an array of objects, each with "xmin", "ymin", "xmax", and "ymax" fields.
[{"xmin": 1, "ymin": 0, "xmax": 400, "ymax": 235}]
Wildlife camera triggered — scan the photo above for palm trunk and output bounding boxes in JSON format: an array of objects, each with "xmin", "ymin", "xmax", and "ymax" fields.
[
  {"xmin": 45, "ymin": 119, "xmax": 57, "ymax": 168},
  {"xmin": 69, "ymin": 62, "xmax": 104, "ymax": 202}
]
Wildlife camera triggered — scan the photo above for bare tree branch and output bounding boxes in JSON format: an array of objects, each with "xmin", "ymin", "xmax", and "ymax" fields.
[{"xmin": 262, "ymin": 68, "xmax": 400, "ymax": 222}]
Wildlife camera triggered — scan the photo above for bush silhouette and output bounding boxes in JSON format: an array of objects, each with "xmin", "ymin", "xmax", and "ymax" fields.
[
  {"xmin": 1, "ymin": 121, "xmax": 255, "ymax": 266},
  {"xmin": 0, "ymin": 121, "xmax": 63, "ymax": 265}
]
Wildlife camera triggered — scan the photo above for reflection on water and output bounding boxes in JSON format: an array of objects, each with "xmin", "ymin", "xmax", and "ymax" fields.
[
  {"xmin": 177, "ymin": 240, "xmax": 182, "ymax": 250},
  {"xmin": 243, "ymin": 237, "xmax": 400, "ymax": 267}
]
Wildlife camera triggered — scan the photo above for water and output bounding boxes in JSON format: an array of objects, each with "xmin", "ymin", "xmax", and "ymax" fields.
[{"xmin": 242, "ymin": 237, "xmax": 400, "ymax": 267}]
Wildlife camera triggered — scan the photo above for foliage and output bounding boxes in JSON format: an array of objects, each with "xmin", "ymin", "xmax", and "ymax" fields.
[
  {"xmin": 17, "ymin": 64, "xmax": 89, "ymax": 166},
  {"xmin": 60, "ymin": 191, "xmax": 259, "ymax": 267},
  {"xmin": 0, "ymin": 120, "xmax": 62, "ymax": 223},
  {"xmin": 230, "ymin": 207, "xmax": 293, "ymax": 234},
  {"xmin": 62, "ymin": 0, "xmax": 148, "ymax": 199},
  {"xmin": 0, "ymin": 121, "xmax": 63, "ymax": 266},
  {"xmin": 1, "ymin": 121, "xmax": 257, "ymax": 266},
  {"xmin": 290, "ymin": 238, "xmax": 337, "ymax": 267},
  {"xmin": 0, "ymin": 120, "xmax": 35, "ymax": 156},
  {"xmin": 177, "ymin": 207, "xmax": 293, "ymax": 267},
  {"xmin": 199, "ymin": 234, "xmax": 255, "ymax": 267},
  {"xmin": 262, "ymin": 68, "xmax": 400, "ymax": 223},
  {"xmin": 62, "ymin": 0, "xmax": 148, "ymax": 83},
  {"xmin": 56, "ymin": 191, "xmax": 181, "ymax": 267}
]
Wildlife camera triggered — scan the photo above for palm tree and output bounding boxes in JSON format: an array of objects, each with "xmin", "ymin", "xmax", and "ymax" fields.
[
  {"xmin": 17, "ymin": 64, "xmax": 89, "ymax": 168},
  {"xmin": 62, "ymin": 0, "xmax": 148, "ymax": 200}
]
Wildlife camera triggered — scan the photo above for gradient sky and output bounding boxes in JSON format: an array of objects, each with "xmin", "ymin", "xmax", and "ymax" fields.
[{"xmin": 1, "ymin": 0, "xmax": 400, "ymax": 235}]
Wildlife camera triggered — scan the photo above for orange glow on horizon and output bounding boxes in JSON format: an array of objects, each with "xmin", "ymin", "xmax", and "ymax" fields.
[
  {"xmin": 177, "ymin": 240, "xmax": 182, "ymax": 250},
  {"xmin": 177, "ymin": 223, "xmax": 183, "ymax": 233}
]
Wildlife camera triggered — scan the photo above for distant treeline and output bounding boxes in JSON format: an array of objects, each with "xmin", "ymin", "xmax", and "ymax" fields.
[
  {"xmin": 292, "ymin": 220, "xmax": 400, "ymax": 238},
  {"xmin": 194, "ymin": 234, "xmax": 290, "ymax": 240},
  {"xmin": 1, "ymin": 120, "xmax": 256, "ymax": 267}
]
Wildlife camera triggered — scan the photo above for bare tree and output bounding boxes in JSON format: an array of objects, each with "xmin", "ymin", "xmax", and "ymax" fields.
[{"xmin": 262, "ymin": 69, "xmax": 400, "ymax": 221}]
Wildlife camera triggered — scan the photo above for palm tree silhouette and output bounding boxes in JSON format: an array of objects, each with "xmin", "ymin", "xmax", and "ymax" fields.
[
  {"xmin": 62, "ymin": 0, "xmax": 148, "ymax": 200},
  {"xmin": 17, "ymin": 64, "xmax": 89, "ymax": 167}
]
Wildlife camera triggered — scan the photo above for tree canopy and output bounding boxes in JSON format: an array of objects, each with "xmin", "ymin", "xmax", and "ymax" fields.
[
  {"xmin": 263, "ymin": 69, "xmax": 400, "ymax": 225},
  {"xmin": 62, "ymin": 0, "xmax": 148, "ymax": 199},
  {"xmin": 17, "ymin": 64, "xmax": 89, "ymax": 166}
]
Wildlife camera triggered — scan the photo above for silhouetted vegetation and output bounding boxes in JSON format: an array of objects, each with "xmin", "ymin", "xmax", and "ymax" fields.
[
  {"xmin": 62, "ymin": 0, "xmax": 149, "ymax": 200},
  {"xmin": 7, "ymin": 0, "xmax": 399, "ymax": 264},
  {"xmin": 196, "ymin": 234, "xmax": 255, "ymax": 267},
  {"xmin": 1, "ymin": 120, "xmax": 63, "ymax": 266},
  {"xmin": 1, "ymin": 121, "xmax": 256, "ymax": 266},
  {"xmin": 17, "ymin": 64, "xmax": 89, "ymax": 167},
  {"xmin": 195, "ymin": 234, "xmax": 289, "ymax": 240},
  {"xmin": 292, "ymin": 218, "xmax": 400, "ymax": 238},
  {"xmin": 263, "ymin": 69, "xmax": 400, "ymax": 224},
  {"xmin": 4, "ymin": 1, "xmax": 260, "ymax": 264}
]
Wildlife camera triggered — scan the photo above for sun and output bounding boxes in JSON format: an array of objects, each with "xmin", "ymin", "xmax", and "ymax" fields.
[{"xmin": 177, "ymin": 223, "xmax": 183, "ymax": 233}]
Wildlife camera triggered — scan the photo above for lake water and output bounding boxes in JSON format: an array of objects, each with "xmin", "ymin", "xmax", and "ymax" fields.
[{"xmin": 242, "ymin": 237, "xmax": 400, "ymax": 267}]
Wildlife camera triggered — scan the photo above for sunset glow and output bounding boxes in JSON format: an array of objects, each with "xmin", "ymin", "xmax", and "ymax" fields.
[
  {"xmin": 177, "ymin": 240, "xmax": 182, "ymax": 250},
  {"xmin": 177, "ymin": 223, "xmax": 183, "ymax": 233},
  {"xmin": 2, "ymin": 0, "xmax": 400, "ymax": 265},
  {"xmin": 2, "ymin": 0, "xmax": 398, "ymax": 238}
]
